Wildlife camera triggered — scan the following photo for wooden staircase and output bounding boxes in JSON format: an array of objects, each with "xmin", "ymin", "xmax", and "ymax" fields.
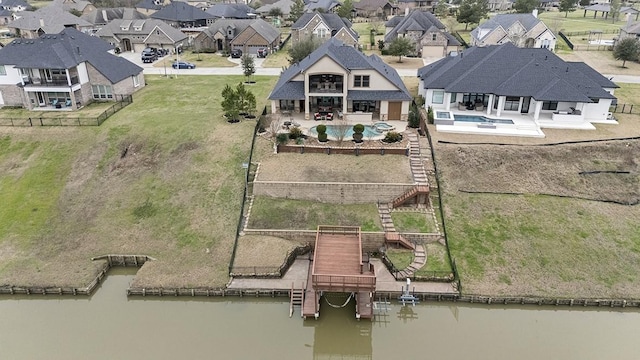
[
  {"xmin": 378, "ymin": 203, "xmax": 415, "ymax": 250},
  {"xmin": 385, "ymin": 231, "xmax": 415, "ymax": 250},
  {"xmin": 392, "ymin": 185, "xmax": 430, "ymax": 208},
  {"xmin": 289, "ymin": 282, "xmax": 304, "ymax": 318}
]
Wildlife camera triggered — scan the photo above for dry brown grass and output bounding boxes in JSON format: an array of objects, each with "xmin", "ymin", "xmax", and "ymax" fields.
[
  {"xmin": 233, "ymin": 235, "xmax": 303, "ymax": 268},
  {"xmin": 559, "ymin": 51, "xmax": 640, "ymax": 76},
  {"xmin": 381, "ymin": 56, "xmax": 424, "ymax": 69}
]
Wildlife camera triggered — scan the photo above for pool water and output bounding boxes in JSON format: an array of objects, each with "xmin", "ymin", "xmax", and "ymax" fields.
[
  {"xmin": 436, "ymin": 111, "xmax": 452, "ymax": 119},
  {"xmin": 309, "ymin": 125, "xmax": 382, "ymax": 139},
  {"xmin": 374, "ymin": 122, "xmax": 394, "ymax": 130},
  {"xmin": 454, "ymin": 114, "xmax": 514, "ymax": 124}
]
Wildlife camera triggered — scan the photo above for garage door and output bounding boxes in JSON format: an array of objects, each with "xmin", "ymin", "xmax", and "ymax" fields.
[{"xmin": 388, "ymin": 102, "xmax": 401, "ymax": 120}]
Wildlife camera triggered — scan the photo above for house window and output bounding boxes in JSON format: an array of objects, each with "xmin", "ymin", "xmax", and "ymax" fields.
[
  {"xmin": 279, "ymin": 100, "xmax": 294, "ymax": 110},
  {"xmin": 316, "ymin": 27, "xmax": 327, "ymax": 38},
  {"xmin": 92, "ymin": 85, "xmax": 113, "ymax": 99},
  {"xmin": 541, "ymin": 101, "xmax": 558, "ymax": 110},
  {"xmin": 503, "ymin": 96, "xmax": 520, "ymax": 111},
  {"xmin": 133, "ymin": 74, "xmax": 140, "ymax": 87},
  {"xmin": 353, "ymin": 100, "xmax": 375, "ymax": 112},
  {"xmin": 431, "ymin": 33, "xmax": 437, "ymax": 41},
  {"xmin": 432, "ymin": 90, "xmax": 444, "ymax": 104},
  {"xmin": 450, "ymin": 93, "xmax": 457, "ymax": 103},
  {"xmin": 541, "ymin": 39, "xmax": 550, "ymax": 49},
  {"xmin": 0, "ymin": 65, "xmax": 5, "ymax": 76},
  {"xmin": 354, "ymin": 75, "xmax": 370, "ymax": 88}
]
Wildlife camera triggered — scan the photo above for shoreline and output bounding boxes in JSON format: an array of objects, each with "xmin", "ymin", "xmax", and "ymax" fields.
[{"xmin": 1, "ymin": 255, "xmax": 639, "ymax": 309}]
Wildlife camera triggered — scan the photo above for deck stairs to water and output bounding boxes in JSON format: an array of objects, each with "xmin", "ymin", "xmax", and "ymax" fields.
[
  {"xmin": 289, "ymin": 282, "xmax": 304, "ymax": 318},
  {"xmin": 378, "ymin": 203, "xmax": 415, "ymax": 250},
  {"xmin": 392, "ymin": 185, "xmax": 430, "ymax": 208}
]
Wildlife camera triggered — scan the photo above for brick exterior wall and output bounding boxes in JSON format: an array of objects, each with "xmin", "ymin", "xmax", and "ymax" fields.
[
  {"xmin": 85, "ymin": 63, "xmax": 145, "ymax": 101},
  {"xmin": 0, "ymin": 85, "xmax": 25, "ymax": 107},
  {"xmin": 252, "ymin": 181, "xmax": 416, "ymax": 204}
]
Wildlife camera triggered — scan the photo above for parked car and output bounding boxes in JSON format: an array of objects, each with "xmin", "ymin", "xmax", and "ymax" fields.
[
  {"xmin": 141, "ymin": 47, "xmax": 158, "ymax": 63},
  {"xmin": 172, "ymin": 61, "xmax": 196, "ymax": 69},
  {"xmin": 231, "ymin": 49, "xmax": 242, "ymax": 58},
  {"xmin": 257, "ymin": 48, "xmax": 268, "ymax": 58}
]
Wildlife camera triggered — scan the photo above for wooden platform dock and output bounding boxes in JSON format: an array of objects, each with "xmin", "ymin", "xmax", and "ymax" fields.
[{"xmin": 303, "ymin": 226, "xmax": 376, "ymax": 320}]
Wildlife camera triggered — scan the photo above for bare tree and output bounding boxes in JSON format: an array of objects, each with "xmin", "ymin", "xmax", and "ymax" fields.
[
  {"xmin": 269, "ymin": 114, "xmax": 282, "ymax": 140},
  {"xmin": 333, "ymin": 117, "xmax": 350, "ymax": 144}
]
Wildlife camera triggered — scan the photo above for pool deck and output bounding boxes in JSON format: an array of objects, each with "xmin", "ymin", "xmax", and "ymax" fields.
[{"xmin": 277, "ymin": 117, "xmax": 408, "ymax": 141}]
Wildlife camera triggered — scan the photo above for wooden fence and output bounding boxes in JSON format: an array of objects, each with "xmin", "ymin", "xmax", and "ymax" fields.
[{"xmin": 0, "ymin": 95, "xmax": 132, "ymax": 127}]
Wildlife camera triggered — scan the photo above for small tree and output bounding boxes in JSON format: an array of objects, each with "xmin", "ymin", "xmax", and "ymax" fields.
[
  {"xmin": 316, "ymin": 124, "xmax": 328, "ymax": 142},
  {"xmin": 241, "ymin": 54, "xmax": 255, "ymax": 83},
  {"xmin": 336, "ymin": 0, "xmax": 354, "ymax": 20},
  {"xmin": 435, "ymin": 0, "xmax": 449, "ymax": 18},
  {"xmin": 245, "ymin": 91, "xmax": 257, "ymax": 118},
  {"xmin": 289, "ymin": 0, "xmax": 304, "ymax": 21},
  {"xmin": 377, "ymin": 39, "xmax": 385, "ymax": 51},
  {"xmin": 427, "ymin": 106, "xmax": 434, "ymax": 124},
  {"xmin": 288, "ymin": 36, "xmax": 320, "ymax": 64},
  {"xmin": 408, "ymin": 102, "xmax": 420, "ymax": 128},
  {"xmin": 613, "ymin": 38, "xmax": 640, "ymax": 68},
  {"xmin": 221, "ymin": 84, "xmax": 240, "ymax": 122},
  {"xmin": 558, "ymin": 0, "xmax": 576, "ymax": 17},
  {"xmin": 352, "ymin": 123, "xmax": 365, "ymax": 143},
  {"xmin": 609, "ymin": 0, "xmax": 621, "ymax": 23},
  {"xmin": 457, "ymin": 0, "xmax": 488, "ymax": 30},
  {"xmin": 388, "ymin": 37, "xmax": 414, "ymax": 62},
  {"xmin": 513, "ymin": 0, "xmax": 539, "ymax": 13},
  {"xmin": 268, "ymin": 7, "xmax": 283, "ymax": 18}
]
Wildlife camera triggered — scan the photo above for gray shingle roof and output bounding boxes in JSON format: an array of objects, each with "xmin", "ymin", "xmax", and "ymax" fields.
[
  {"xmin": 384, "ymin": 10, "xmax": 458, "ymax": 45},
  {"xmin": 9, "ymin": 6, "xmax": 91, "ymax": 33},
  {"xmin": 1, "ymin": 0, "xmax": 29, "ymax": 9},
  {"xmin": 418, "ymin": 43, "xmax": 617, "ymax": 103},
  {"xmin": 81, "ymin": 8, "xmax": 147, "ymax": 26},
  {"xmin": 269, "ymin": 38, "xmax": 411, "ymax": 101},
  {"xmin": 51, "ymin": 0, "xmax": 92, "ymax": 13},
  {"xmin": 206, "ymin": 3, "xmax": 255, "ymax": 18},
  {"xmin": 96, "ymin": 18, "xmax": 187, "ymax": 43},
  {"xmin": 256, "ymin": 0, "xmax": 294, "ymax": 15},
  {"xmin": 202, "ymin": 19, "xmax": 253, "ymax": 37},
  {"xmin": 354, "ymin": 0, "xmax": 395, "ymax": 11},
  {"xmin": 304, "ymin": 0, "xmax": 340, "ymax": 12},
  {"xmin": 0, "ymin": 27, "xmax": 142, "ymax": 83},
  {"xmin": 270, "ymin": 81, "xmax": 305, "ymax": 100},
  {"xmin": 622, "ymin": 21, "xmax": 640, "ymax": 35},
  {"xmin": 151, "ymin": 1, "xmax": 214, "ymax": 22},
  {"xmin": 584, "ymin": 4, "xmax": 639, "ymax": 13},
  {"xmin": 470, "ymin": 14, "xmax": 548, "ymax": 43},
  {"xmin": 248, "ymin": 18, "xmax": 280, "ymax": 43},
  {"xmin": 292, "ymin": 13, "xmax": 358, "ymax": 40},
  {"xmin": 136, "ymin": 0, "xmax": 162, "ymax": 11},
  {"xmin": 347, "ymin": 90, "xmax": 411, "ymax": 100}
]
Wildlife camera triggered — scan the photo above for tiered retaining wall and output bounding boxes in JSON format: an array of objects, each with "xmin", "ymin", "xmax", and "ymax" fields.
[{"xmin": 252, "ymin": 181, "xmax": 415, "ymax": 204}]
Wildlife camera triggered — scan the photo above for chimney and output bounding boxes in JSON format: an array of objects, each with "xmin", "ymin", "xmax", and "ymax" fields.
[
  {"xmin": 102, "ymin": 9, "xmax": 108, "ymax": 22},
  {"xmin": 405, "ymin": 7, "xmax": 409, "ymax": 16},
  {"xmin": 532, "ymin": 9, "xmax": 538, "ymax": 18},
  {"xmin": 39, "ymin": 18, "xmax": 44, "ymax": 27},
  {"xmin": 77, "ymin": 46, "xmax": 80, "ymax": 54}
]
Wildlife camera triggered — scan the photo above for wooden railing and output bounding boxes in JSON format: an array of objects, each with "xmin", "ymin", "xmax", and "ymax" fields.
[
  {"xmin": 312, "ymin": 266, "xmax": 376, "ymax": 291},
  {"xmin": 317, "ymin": 225, "xmax": 360, "ymax": 235}
]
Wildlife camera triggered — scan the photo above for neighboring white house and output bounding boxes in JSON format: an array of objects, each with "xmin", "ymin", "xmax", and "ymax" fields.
[
  {"xmin": 470, "ymin": 11, "xmax": 556, "ymax": 51},
  {"xmin": 0, "ymin": 28, "xmax": 144, "ymax": 110},
  {"xmin": 269, "ymin": 38, "xmax": 412, "ymax": 121},
  {"xmin": 418, "ymin": 43, "xmax": 617, "ymax": 128}
]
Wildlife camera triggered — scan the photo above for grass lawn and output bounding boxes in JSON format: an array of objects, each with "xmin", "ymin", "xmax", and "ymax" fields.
[
  {"xmin": 0, "ymin": 101, "xmax": 117, "ymax": 119},
  {"xmin": 538, "ymin": 9, "xmax": 628, "ymax": 34},
  {"xmin": 262, "ymin": 42, "xmax": 291, "ymax": 68},
  {"xmin": 417, "ymin": 243, "xmax": 452, "ymax": 275},
  {"xmin": 391, "ymin": 211, "xmax": 436, "ymax": 233},
  {"xmin": 0, "ymin": 75, "xmax": 277, "ymax": 289},
  {"xmin": 435, "ymin": 139, "xmax": 640, "ymax": 298},
  {"xmin": 247, "ymin": 197, "xmax": 382, "ymax": 231},
  {"xmin": 612, "ymin": 83, "xmax": 640, "ymax": 105},
  {"xmin": 386, "ymin": 248, "xmax": 413, "ymax": 270},
  {"xmin": 232, "ymin": 235, "xmax": 303, "ymax": 269},
  {"xmin": 154, "ymin": 52, "xmax": 237, "ymax": 68}
]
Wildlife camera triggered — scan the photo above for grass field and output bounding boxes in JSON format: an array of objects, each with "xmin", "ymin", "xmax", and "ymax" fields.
[
  {"xmin": 391, "ymin": 211, "xmax": 436, "ymax": 233},
  {"xmin": 0, "ymin": 75, "xmax": 277, "ymax": 289},
  {"xmin": 247, "ymin": 197, "xmax": 383, "ymax": 231}
]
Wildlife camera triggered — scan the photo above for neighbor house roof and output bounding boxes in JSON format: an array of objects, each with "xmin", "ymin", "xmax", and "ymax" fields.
[
  {"xmin": 81, "ymin": 8, "xmax": 148, "ymax": 25},
  {"xmin": 8, "ymin": 6, "xmax": 91, "ymax": 33},
  {"xmin": 151, "ymin": 1, "xmax": 214, "ymax": 22},
  {"xmin": 418, "ymin": 43, "xmax": 617, "ymax": 103},
  {"xmin": 304, "ymin": 0, "xmax": 340, "ymax": 12},
  {"xmin": 384, "ymin": 10, "xmax": 457, "ymax": 45},
  {"xmin": 269, "ymin": 38, "xmax": 411, "ymax": 100},
  {"xmin": 471, "ymin": 13, "xmax": 553, "ymax": 43},
  {"xmin": 51, "ymin": 0, "xmax": 92, "ymax": 13},
  {"xmin": 0, "ymin": 0, "xmax": 29, "ymax": 10},
  {"xmin": 136, "ymin": 0, "xmax": 162, "ymax": 11},
  {"xmin": 584, "ymin": 4, "xmax": 639, "ymax": 14},
  {"xmin": 354, "ymin": 0, "xmax": 395, "ymax": 12},
  {"xmin": 292, "ymin": 12, "xmax": 359, "ymax": 40},
  {"xmin": 244, "ymin": 18, "xmax": 280, "ymax": 43},
  {"xmin": 201, "ymin": 18, "xmax": 253, "ymax": 37},
  {"xmin": 256, "ymin": 0, "xmax": 294, "ymax": 15},
  {"xmin": 0, "ymin": 27, "xmax": 142, "ymax": 83},
  {"xmin": 96, "ymin": 18, "xmax": 188, "ymax": 43},
  {"xmin": 622, "ymin": 21, "xmax": 640, "ymax": 35},
  {"xmin": 0, "ymin": 8, "xmax": 12, "ymax": 16},
  {"xmin": 206, "ymin": 3, "xmax": 255, "ymax": 18}
]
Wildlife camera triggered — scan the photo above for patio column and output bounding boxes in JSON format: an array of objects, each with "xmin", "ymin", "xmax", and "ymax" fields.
[
  {"xmin": 66, "ymin": 70, "xmax": 72, "ymax": 87},
  {"xmin": 533, "ymin": 101, "xmax": 542, "ymax": 121},
  {"xmin": 342, "ymin": 95, "xmax": 347, "ymax": 115},
  {"xmin": 486, "ymin": 94, "xmax": 493, "ymax": 116},
  {"xmin": 305, "ymin": 94, "xmax": 310, "ymax": 120},
  {"xmin": 444, "ymin": 93, "xmax": 451, "ymax": 111},
  {"xmin": 496, "ymin": 96, "xmax": 505, "ymax": 117}
]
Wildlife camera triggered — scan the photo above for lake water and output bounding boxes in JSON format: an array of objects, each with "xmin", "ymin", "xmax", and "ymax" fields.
[{"xmin": 1, "ymin": 268, "xmax": 639, "ymax": 359}]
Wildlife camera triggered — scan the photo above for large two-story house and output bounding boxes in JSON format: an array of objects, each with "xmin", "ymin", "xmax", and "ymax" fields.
[
  {"xmin": 291, "ymin": 13, "xmax": 358, "ymax": 47},
  {"xmin": 384, "ymin": 10, "xmax": 460, "ymax": 58},
  {"xmin": 269, "ymin": 38, "xmax": 412, "ymax": 122},
  {"xmin": 0, "ymin": 28, "xmax": 144, "ymax": 110},
  {"xmin": 418, "ymin": 43, "xmax": 617, "ymax": 129},
  {"xmin": 194, "ymin": 18, "xmax": 280, "ymax": 54},
  {"xmin": 96, "ymin": 18, "xmax": 188, "ymax": 52},
  {"xmin": 470, "ymin": 11, "xmax": 556, "ymax": 50}
]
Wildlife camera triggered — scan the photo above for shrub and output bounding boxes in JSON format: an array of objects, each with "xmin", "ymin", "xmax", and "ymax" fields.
[
  {"xmin": 352, "ymin": 123, "xmax": 365, "ymax": 134},
  {"xmin": 289, "ymin": 127, "xmax": 303, "ymax": 139},
  {"xmin": 316, "ymin": 124, "xmax": 327, "ymax": 134},
  {"xmin": 276, "ymin": 133, "xmax": 289, "ymax": 144},
  {"xmin": 318, "ymin": 133, "xmax": 328, "ymax": 142},
  {"xmin": 383, "ymin": 131, "xmax": 402, "ymax": 143},
  {"xmin": 427, "ymin": 106, "xmax": 434, "ymax": 124},
  {"xmin": 415, "ymin": 95, "xmax": 425, "ymax": 107},
  {"xmin": 408, "ymin": 106, "xmax": 420, "ymax": 128}
]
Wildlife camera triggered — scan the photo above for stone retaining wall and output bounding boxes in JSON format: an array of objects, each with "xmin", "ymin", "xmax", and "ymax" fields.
[
  {"xmin": 242, "ymin": 229, "xmax": 387, "ymax": 252},
  {"xmin": 252, "ymin": 181, "xmax": 415, "ymax": 204}
]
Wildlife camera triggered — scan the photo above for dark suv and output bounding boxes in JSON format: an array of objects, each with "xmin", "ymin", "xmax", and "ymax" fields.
[
  {"xmin": 231, "ymin": 49, "xmax": 242, "ymax": 58},
  {"xmin": 141, "ymin": 47, "xmax": 158, "ymax": 63}
]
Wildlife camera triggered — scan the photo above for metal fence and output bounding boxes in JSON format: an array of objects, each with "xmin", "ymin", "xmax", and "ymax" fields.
[
  {"xmin": 228, "ymin": 106, "xmax": 268, "ymax": 274},
  {"xmin": 563, "ymin": 29, "xmax": 620, "ymax": 36},
  {"xmin": 558, "ymin": 31, "xmax": 574, "ymax": 50},
  {"xmin": 610, "ymin": 103, "xmax": 638, "ymax": 114},
  {"xmin": 0, "ymin": 94, "xmax": 133, "ymax": 127}
]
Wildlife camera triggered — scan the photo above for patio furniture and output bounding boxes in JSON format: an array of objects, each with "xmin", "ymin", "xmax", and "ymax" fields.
[
  {"xmin": 51, "ymin": 99, "xmax": 59, "ymax": 107},
  {"xmin": 314, "ymin": 112, "xmax": 322, "ymax": 121},
  {"xmin": 65, "ymin": 99, "xmax": 72, "ymax": 107},
  {"xmin": 326, "ymin": 113, "xmax": 333, "ymax": 121},
  {"xmin": 465, "ymin": 102, "xmax": 475, "ymax": 110},
  {"xmin": 458, "ymin": 102, "xmax": 466, "ymax": 111},
  {"xmin": 475, "ymin": 103, "xmax": 484, "ymax": 111}
]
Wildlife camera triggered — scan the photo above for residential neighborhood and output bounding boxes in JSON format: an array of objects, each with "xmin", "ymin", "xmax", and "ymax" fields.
[{"xmin": 1, "ymin": 1, "xmax": 640, "ymax": 357}]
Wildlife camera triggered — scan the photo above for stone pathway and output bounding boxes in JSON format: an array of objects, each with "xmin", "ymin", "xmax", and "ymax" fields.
[{"xmin": 407, "ymin": 132, "xmax": 428, "ymax": 186}]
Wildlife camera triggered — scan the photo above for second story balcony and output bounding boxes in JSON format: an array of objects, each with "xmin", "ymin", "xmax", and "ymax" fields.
[
  {"xmin": 308, "ymin": 74, "xmax": 344, "ymax": 94},
  {"xmin": 23, "ymin": 75, "xmax": 80, "ymax": 87}
]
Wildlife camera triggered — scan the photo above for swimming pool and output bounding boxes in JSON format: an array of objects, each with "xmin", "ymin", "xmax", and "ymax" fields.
[
  {"xmin": 374, "ymin": 122, "xmax": 395, "ymax": 130},
  {"xmin": 454, "ymin": 114, "xmax": 514, "ymax": 124},
  {"xmin": 308, "ymin": 125, "xmax": 382, "ymax": 140}
]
